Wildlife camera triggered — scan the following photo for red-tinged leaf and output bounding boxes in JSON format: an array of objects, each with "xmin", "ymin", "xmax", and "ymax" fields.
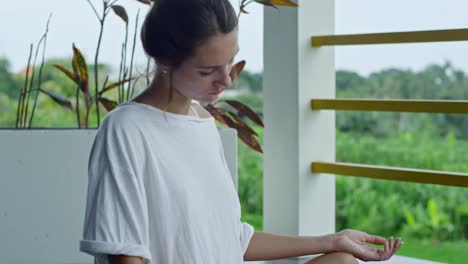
[
  {"xmin": 99, "ymin": 77, "xmax": 135, "ymax": 95},
  {"xmin": 253, "ymin": 0, "xmax": 275, "ymax": 8},
  {"xmin": 229, "ymin": 60, "xmax": 246, "ymax": 83},
  {"xmin": 223, "ymin": 99, "xmax": 264, "ymax": 127},
  {"xmin": 237, "ymin": 128, "xmax": 263, "ymax": 153},
  {"xmin": 222, "ymin": 112, "xmax": 259, "ymax": 148},
  {"xmin": 205, "ymin": 104, "xmax": 226, "ymax": 115},
  {"xmin": 53, "ymin": 64, "xmax": 79, "ymax": 85},
  {"xmin": 240, "ymin": 6, "xmax": 249, "ymax": 14},
  {"xmin": 212, "ymin": 113, "xmax": 228, "ymax": 125},
  {"xmin": 227, "ymin": 111, "xmax": 258, "ymax": 136},
  {"xmin": 99, "ymin": 97, "xmax": 118, "ymax": 112},
  {"xmin": 207, "ymin": 105, "xmax": 238, "ymax": 128},
  {"xmin": 205, "ymin": 104, "xmax": 228, "ymax": 125},
  {"xmin": 72, "ymin": 44, "xmax": 89, "ymax": 94},
  {"xmin": 204, "ymin": 103, "xmax": 216, "ymax": 113},
  {"xmin": 135, "ymin": 0, "xmax": 152, "ymax": 4},
  {"xmin": 205, "ymin": 104, "xmax": 262, "ymax": 153},
  {"xmin": 222, "ymin": 111, "xmax": 261, "ymax": 150},
  {"xmin": 112, "ymin": 5, "xmax": 128, "ymax": 23},
  {"xmin": 269, "ymin": 0, "xmax": 298, "ymax": 6},
  {"xmin": 39, "ymin": 88, "xmax": 73, "ymax": 110},
  {"xmin": 223, "ymin": 114, "xmax": 263, "ymax": 153},
  {"xmin": 254, "ymin": 0, "xmax": 297, "ymax": 7},
  {"xmin": 220, "ymin": 111, "xmax": 238, "ymax": 129}
]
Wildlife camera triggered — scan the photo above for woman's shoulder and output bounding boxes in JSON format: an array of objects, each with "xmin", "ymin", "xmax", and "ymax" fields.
[
  {"xmin": 95, "ymin": 103, "xmax": 151, "ymax": 148},
  {"xmin": 100, "ymin": 102, "xmax": 148, "ymax": 130},
  {"xmin": 191, "ymin": 102, "xmax": 212, "ymax": 118}
]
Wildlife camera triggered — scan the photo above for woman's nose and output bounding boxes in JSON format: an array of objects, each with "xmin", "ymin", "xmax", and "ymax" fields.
[{"xmin": 215, "ymin": 65, "xmax": 233, "ymax": 88}]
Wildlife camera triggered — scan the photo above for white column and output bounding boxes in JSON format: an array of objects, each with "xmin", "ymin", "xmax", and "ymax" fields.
[{"xmin": 263, "ymin": 0, "xmax": 335, "ymax": 262}]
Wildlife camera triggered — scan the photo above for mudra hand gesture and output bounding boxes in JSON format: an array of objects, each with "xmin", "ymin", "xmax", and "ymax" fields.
[{"xmin": 332, "ymin": 229, "xmax": 403, "ymax": 261}]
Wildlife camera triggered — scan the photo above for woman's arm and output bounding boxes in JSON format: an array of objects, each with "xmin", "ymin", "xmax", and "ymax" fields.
[
  {"xmin": 108, "ymin": 255, "xmax": 144, "ymax": 264},
  {"xmin": 243, "ymin": 231, "xmax": 334, "ymax": 261},
  {"xmin": 244, "ymin": 229, "xmax": 402, "ymax": 262}
]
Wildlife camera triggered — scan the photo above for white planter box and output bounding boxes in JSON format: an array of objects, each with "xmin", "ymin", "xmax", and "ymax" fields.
[{"xmin": 0, "ymin": 128, "xmax": 237, "ymax": 264}]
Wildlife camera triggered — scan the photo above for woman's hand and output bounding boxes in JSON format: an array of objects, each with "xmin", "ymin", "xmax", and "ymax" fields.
[{"xmin": 331, "ymin": 229, "xmax": 403, "ymax": 261}]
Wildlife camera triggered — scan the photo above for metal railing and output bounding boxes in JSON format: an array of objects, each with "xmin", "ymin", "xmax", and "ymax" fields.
[
  {"xmin": 312, "ymin": 162, "xmax": 468, "ymax": 188},
  {"xmin": 311, "ymin": 99, "xmax": 468, "ymax": 114},
  {"xmin": 310, "ymin": 28, "xmax": 468, "ymax": 188},
  {"xmin": 312, "ymin": 28, "xmax": 468, "ymax": 46}
]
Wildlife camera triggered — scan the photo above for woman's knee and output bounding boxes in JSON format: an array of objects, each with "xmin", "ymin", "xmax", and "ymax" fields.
[
  {"xmin": 304, "ymin": 252, "xmax": 358, "ymax": 264},
  {"xmin": 330, "ymin": 252, "xmax": 358, "ymax": 264}
]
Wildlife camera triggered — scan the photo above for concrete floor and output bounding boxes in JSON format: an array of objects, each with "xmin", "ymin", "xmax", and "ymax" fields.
[{"xmin": 245, "ymin": 255, "xmax": 445, "ymax": 264}]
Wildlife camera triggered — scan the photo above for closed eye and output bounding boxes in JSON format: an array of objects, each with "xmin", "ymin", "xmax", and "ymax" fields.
[
  {"xmin": 199, "ymin": 70, "xmax": 215, "ymax": 76},
  {"xmin": 197, "ymin": 51, "xmax": 238, "ymax": 75},
  {"xmin": 198, "ymin": 63, "xmax": 231, "ymax": 76}
]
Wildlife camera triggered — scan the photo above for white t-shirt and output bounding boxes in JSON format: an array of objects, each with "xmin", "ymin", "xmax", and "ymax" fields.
[{"xmin": 80, "ymin": 101, "xmax": 254, "ymax": 264}]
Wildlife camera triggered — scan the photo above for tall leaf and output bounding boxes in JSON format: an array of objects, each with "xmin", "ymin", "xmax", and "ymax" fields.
[
  {"xmin": 205, "ymin": 104, "xmax": 228, "ymax": 126},
  {"xmin": 205, "ymin": 104, "xmax": 263, "ymax": 153},
  {"xmin": 99, "ymin": 77, "xmax": 135, "ymax": 95},
  {"xmin": 72, "ymin": 44, "xmax": 89, "ymax": 95},
  {"xmin": 219, "ymin": 110, "xmax": 262, "ymax": 153},
  {"xmin": 230, "ymin": 60, "xmax": 246, "ymax": 83},
  {"xmin": 99, "ymin": 97, "xmax": 118, "ymax": 112},
  {"xmin": 53, "ymin": 64, "xmax": 79, "ymax": 85},
  {"xmin": 227, "ymin": 111, "xmax": 258, "ymax": 136},
  {"xmin": 135, "ymin": 0, "xmax": 152, "ymax": 5},
  {"xmin": 428, "ymin": 199, "xmax": 440, "ymax": 228},
  {"xmin": 237, "ymin": 127, "xmax": 263, "ymax": 153},
  {"xmin": 111, "ymin": 5, "xmax": 129, "ymax": 23},
  {"xmin": 223, "ymin": 99, "xmax": 264, "ymax": 127},
  {"xmin": 269, "ymin": 0, "xmax": 298, "ymax": 6},
  {"xmin": 403, "ymin": 208, "xmax": 416, "ymax": 226},
  {"xmin": 240, "ymin": 6, "xmax": 249, "ymax": 14},
  {"xmin": 254, "ymin": 0, "xmax": 298, "ymax": 7},
  {"xmin": 40, "ymin": 88, "xmax": 73, "ymax": 110},
  {"xmin": 220, "ymin": 111, "xmax": 239, "ymax": 129}
]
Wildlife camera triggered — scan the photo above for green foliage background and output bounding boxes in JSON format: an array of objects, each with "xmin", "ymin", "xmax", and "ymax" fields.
[{"xmin": 1, "ymin": 57, "xmax": 468, "ymax": 261}]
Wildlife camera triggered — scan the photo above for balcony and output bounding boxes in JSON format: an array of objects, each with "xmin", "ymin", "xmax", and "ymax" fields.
[
  {"xmin": 1, "ymin": 0, "xmax": 467, "ymax": 263},
  {"xmin": 262, "ymin": 1, "xmax": 467, "ymax": 263}
]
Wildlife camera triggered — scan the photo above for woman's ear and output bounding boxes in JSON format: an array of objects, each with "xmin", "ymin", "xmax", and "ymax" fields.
[{"xmin": 155, "ymin": 59, "xmax": 170, "ymax": 74}]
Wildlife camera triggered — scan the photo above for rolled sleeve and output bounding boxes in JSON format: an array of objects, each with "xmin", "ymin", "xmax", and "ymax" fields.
[
  {"xmin": 239, "ymin": 222, "xmax": 255, "ymax": 254},
  {"xmin": 80, "ymin": 116, "xmax": 150, "ymax": 263},
  {"xmin": 80, "ymin": 240, "xmax": 151, "ymax": 262}
]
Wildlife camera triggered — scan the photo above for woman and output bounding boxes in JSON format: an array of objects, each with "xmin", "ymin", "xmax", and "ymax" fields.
[{"xmin": 80, "ymin": 0, "xmax": 402, "ymax": 263}]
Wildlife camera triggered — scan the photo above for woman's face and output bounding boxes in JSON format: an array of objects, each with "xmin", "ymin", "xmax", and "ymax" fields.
[{"xmin": 171, "ymin": 29, "xmax": 239, "ymax": 105}]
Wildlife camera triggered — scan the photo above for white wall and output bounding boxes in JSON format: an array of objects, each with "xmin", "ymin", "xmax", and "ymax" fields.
[{"xmin": 0, "ymin": 128, "xmax": 237, "ymax": 264}]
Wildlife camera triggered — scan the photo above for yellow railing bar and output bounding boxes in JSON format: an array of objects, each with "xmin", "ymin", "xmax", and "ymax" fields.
[
  {"xmin": 312, "ymin": 162, "xmax": 468, "ymax": 188},
  {"xmin": 311, "ymin": 28, "xmax": 468, "ymax": 47},
  {"xmin": 311, "ymin": 99, "xmax": 468, "ymax": 114}
]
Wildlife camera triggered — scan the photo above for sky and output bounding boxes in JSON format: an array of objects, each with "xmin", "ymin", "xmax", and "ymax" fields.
[{"xmin": 0, "ymin": 0, "xmax": 467, "ymax": 76}]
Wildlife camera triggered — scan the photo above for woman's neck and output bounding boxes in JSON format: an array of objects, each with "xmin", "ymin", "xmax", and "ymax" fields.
[{"xmin": 132, "ymin": 73, "xmax": 192, "ymax": 115}]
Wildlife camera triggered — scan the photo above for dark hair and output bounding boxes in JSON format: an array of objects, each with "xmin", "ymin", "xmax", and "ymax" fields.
[{"xmin": 141, "ymin": 0, "xmax": 238, "ymax": 69}]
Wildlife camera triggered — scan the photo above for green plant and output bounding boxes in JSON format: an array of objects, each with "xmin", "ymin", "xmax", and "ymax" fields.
[
  {"xmin": 204, "ymin": 0, "xmax": 298, "ymax": 153},
  {"xmin": 456, "ymin": 203, "xmax": 468, "ymax": 239},
  {"xmin": 396, "ymin": 239, "xmax": 468, "ymax": 264},
  {"xmin": 400, "ymin": 199, "xmax": 454, "ymax": 243},
  {"xmin": 14, "ymin": 0, "xmax": 298, "ymax": 153},
  {"xmin": 15, "ymin": 15, "xmax": 51, "ymax": 128}
]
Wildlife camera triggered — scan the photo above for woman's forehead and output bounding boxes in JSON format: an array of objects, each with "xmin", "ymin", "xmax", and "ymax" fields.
[{"xmin": 190, "ymin": 30, "xmax": 239, "ymax": 67}]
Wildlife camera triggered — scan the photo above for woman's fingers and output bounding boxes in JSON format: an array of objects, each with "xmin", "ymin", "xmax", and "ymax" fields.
[
  {"xmin": 351, "ymin": 231, "xmax": 404, "ymax": 262},
  {"xmin": 386, "ymin": 236, "xmax": 405, "ymax": 260},
  {"xmin": 389, "ymin": 237, "xmax": 394, "ymax": 258},
  {"xmin": 392, "ymin": 238, "xmax": 403, "ymax": 255},
  {"xmin": 382, "ymin": 238, "xmax": 390, "ymax": 260},
  {"xmin": 384, "ymin": 237, "xmax": 395, "ymax": 260},
  {"xmin": 366, "ymin": 234, "xmax": 387, "ymax": 246}
]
